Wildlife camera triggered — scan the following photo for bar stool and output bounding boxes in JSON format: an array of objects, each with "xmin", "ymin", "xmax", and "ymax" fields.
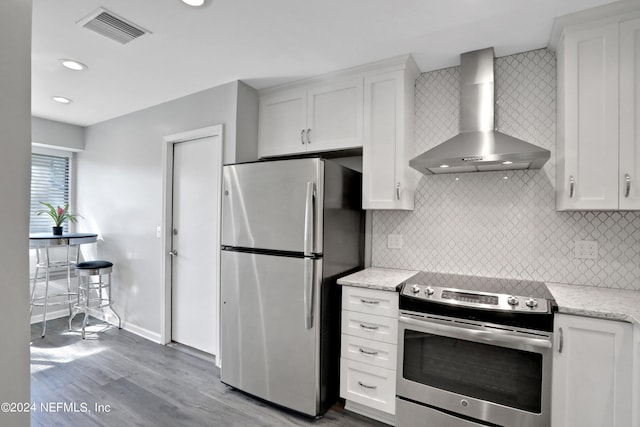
[
  {"xmin": 69, "ymin": 260, "xmax": 121, "ymax": 339},
  {"xmin": 30, "ymin": 244, "xmax": 79, "ymax": 337}
]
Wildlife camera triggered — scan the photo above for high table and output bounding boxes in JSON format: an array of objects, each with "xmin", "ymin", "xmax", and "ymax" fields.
[{"xmin": 29, "ymin": 233, "xmax": 98, "ymax": 337}]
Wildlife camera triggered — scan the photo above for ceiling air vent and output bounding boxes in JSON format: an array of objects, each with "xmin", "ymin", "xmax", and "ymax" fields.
[{"xmin": 77, "ymin": 8, "xmax": 150, "ymax": 44}]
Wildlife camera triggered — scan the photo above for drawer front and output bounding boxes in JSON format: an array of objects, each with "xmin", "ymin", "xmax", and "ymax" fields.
[
  {"xmin": 341, "ymin": 333, "xmax": 397, "ymax": 370},
  {"xmin": 340, "ymin": 358, "xmax": 395, "ymax": 414},
  {"xmin": 342, "ymin": 286, "xmax": 399, "ymax": 318},
  {"xmin": 341, "ymin": 310, "xmax": 398, "ymax": 344}
]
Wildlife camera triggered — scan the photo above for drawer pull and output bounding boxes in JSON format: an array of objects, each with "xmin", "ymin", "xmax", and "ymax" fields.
[
  {"xmin": 360, "ymin": 298, "xmax": 380, "ymax": 305},
  {"xmin": 359, "ymin": 348, "xmax": 379, "ymax": 356},
  {"xmin": 358, "ymin": 381, "xmax": 377, "ymax": 390},
  {"xmin": 359, "ymin": 323, "xmax": 379, "ymax": 331}
]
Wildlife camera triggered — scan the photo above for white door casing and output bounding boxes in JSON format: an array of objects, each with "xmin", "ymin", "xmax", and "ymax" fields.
[{"xmin": 161, "ymin": 125, "xmax": 223, "ymax": 364}]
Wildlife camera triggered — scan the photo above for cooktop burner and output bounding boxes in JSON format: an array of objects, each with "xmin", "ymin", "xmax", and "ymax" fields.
[{"xmin": 400, "ymin": 271, "xmax": 557, "ymax": 331}]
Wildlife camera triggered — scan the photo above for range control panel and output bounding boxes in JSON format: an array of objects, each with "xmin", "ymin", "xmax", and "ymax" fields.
[{"xmin": 401, "ymin": 283, "xmax": 550, "ymax": 314}]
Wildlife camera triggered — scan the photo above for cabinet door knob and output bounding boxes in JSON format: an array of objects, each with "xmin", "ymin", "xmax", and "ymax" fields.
[
  {"xmin": 396, "ymin": 182, "xmax": 401, "ymax": 201},
  {"xmin": 306, "ymin": 128, "xmax": 312, "ymax": 144},
  {"xmin": 300, "ymin": 129, "xmax": 306, "ymax": 145},
  {"xmin": 569, "ymin": 176, "xmax": 575, "ymax": 198},
  {"xmin": 625, "ymin": 174, "xmax": 631, "ymax": 198}
]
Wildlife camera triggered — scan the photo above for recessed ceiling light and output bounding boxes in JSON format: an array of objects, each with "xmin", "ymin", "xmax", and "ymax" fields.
[
  {"xmin": 51, "ymin": 96, "xmax": 73, "ymax": 104},
  {"xmin": 182, "ymin": 0, "xmax": 205, "ymax": 6},
  {"xmin": 440, "ymin": 164, "xmax": 449, "ymax": 168},
  {"xmin": 502, "ymin": 161, "xmax": 513, "ymax": 165},
  {"xmin": 60, "ymin": 59, "xmax": 88, "ymax": 71}
]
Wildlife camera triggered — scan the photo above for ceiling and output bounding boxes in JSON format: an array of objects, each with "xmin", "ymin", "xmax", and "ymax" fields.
[{"xmin": 32, "ymin": 0, "xmax": 615, "ymax": 127}]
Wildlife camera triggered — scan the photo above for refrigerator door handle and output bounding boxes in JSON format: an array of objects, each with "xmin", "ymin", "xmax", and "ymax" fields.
[
  {"xmin": 303, "ymin": 257, "xmax": 314, "ymax": 329},
  {"xmin": 304, "ymin": 181, "xmax": 315, "ymax": 256}
]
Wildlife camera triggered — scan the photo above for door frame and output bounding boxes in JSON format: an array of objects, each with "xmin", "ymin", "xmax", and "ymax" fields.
[{"xmin": 161, "ymin": 124, "xmax": 223, "ymax": 367}]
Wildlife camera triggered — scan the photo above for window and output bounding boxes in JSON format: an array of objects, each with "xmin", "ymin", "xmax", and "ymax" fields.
[{"xmin": 30, "ymin": 153, "xmax": 71, "ymax": 234}]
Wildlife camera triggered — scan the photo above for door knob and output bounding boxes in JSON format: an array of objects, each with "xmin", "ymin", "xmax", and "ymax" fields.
[{"xmin": 169, "ymin": 250, "xmax": 178, "ymax": 257}]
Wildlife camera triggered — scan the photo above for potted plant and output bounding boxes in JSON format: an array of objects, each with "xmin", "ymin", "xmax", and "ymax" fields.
[{"xmin": 36, "ymin": 202, "xmax": 79, "ymax": 235}]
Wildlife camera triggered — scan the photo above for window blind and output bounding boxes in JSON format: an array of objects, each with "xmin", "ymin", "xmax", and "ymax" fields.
[{"xmin": 30, "ymin": 153, "xmax": 70, "ymax": 234}]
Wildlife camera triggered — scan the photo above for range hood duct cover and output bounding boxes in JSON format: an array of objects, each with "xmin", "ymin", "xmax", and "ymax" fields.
[{"xmin": 409, "ymin": 47, "xmax": 550, "ymax": 175}]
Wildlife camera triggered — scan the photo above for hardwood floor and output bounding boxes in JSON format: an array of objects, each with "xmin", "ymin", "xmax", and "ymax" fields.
[{"xmin": 31, "ymin": 318, "xmax": 386, "ymax": 427}]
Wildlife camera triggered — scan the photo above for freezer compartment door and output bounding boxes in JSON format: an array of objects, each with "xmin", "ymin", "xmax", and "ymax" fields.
[
  {"xmin": 220, "ymin": 250, "xmax": 322, "ymax": 416},
  {"xmin": 222, "ymin": 158, "xmax": 324, "ymax": 253}
]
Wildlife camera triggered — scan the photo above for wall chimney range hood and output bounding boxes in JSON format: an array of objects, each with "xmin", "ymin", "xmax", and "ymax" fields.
[{"xmin": 409, "ymin": 47, "xmax": 550, "ymax": 175}]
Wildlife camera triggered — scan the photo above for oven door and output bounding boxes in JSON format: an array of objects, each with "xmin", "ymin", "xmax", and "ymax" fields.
[{"xmin": 397, "ymin": 312, "xmax": 552, "ymax": 427}]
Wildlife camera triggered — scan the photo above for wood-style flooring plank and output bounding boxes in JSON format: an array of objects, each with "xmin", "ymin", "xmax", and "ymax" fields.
[{"xmin": 31, "ymin": 318, "xmax": 387, "ymax": 427}]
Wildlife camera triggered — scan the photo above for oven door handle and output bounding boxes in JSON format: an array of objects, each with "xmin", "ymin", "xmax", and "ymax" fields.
[{"xmin": 399, "ymin": 316, "xmax": 552, "ymax": 350}]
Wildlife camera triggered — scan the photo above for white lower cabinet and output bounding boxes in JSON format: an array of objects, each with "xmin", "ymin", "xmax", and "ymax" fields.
[
  {"xmin": 552, "ymin": 314, "xmax": 633, "ymax": 427},
  {"xmin": 341, "ymin": 334, "xmax": 397, "ymax": 370},
  {"xmin": 341, "ymin": 310, "xmax": 398, "ymax": 344},
  {"xmin": 340, "ymin": 286, "xmax": 398, "ymax": 425},
  {"xmin": 340, "ymin": 359, "xmax": 395, "ymax": 415},
  {"xmin": 635, "ymin": 326, "xmax": 640, "ymax": 427}
]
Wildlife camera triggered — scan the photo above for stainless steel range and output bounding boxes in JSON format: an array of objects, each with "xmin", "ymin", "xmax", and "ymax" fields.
[{"xmin": 396, "ymin": 272, "xmax": 557, "ymax": 427}]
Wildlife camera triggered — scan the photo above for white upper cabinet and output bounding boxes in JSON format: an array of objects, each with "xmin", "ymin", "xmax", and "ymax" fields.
[
  {"xmin": 258, "ymin": 79, "xmax": 363, "ymax": 158},
  {"xmin": 362, "ymin": 62, "xmax": 418, "ymax": 210},
  {"xmin": 257, "ymin": 55, "xmax": 419, "ymax": 210},
  {"xmin": 258, "ymin": 89, "xmax": 307, "ymax": 157},
  {"xmin": 556, "ymin": 23, "xmax": 619, "ymax": 210},
  {"xmin": 307, "ymin": 79, "xmax": 363, "ymax": 152},
  {"xmin": 554, "ymin": 3, "xmax": 640, "ymax": 210},
  {"xmin": 620, "ymin": 17, "xmax": 640, "ymax": 209}
]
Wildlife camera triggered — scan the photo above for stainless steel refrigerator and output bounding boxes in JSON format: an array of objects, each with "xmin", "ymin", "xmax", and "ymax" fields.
[{"xmin": 220, "ymin": 157, "xmax": 364, "ymax": 417}]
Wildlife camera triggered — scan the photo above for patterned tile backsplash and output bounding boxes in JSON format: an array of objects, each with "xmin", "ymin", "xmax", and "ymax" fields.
[{"xmin": 372, "ymin": 48, "xmax": 640, "ymax": 290}]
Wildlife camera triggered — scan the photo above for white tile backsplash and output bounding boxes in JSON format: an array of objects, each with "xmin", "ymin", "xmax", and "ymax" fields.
[{"xmin": 372, "ymin": 48, "xmax": 640, "ymax": 290}]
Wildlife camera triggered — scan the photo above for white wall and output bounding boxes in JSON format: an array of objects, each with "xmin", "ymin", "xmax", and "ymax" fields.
[
  {"xmin": 77, "ymin": 80, "xmax": 257, "ymax": 340},
  {"xmin": 0, "ymin": 1, "xmax": 31, "ymax": 426},
  {"xmin": 32, "ymin": 116, "xmax": 85, "ymax": 151},
  {"xmin": 234, "ymin": 80, "xmax": 259, "ymax": 164}
]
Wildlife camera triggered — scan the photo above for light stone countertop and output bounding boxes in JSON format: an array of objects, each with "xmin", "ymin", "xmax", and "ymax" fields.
[
  {"xmin": 337, "ymin": 267, "xmax": 419, "ymax": 292},
  {"xmin": 339, "ymin": 270, "xmax": 640, "ymax": 325},
  {"xmin": 547, "ymin": 282, "xmax": 640, "ymax": 326}
]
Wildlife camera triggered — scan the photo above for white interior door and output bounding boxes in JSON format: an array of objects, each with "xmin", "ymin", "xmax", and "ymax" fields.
[{"xmin": 171, "ymin": 134, "xmax": 222, "ymax": 355}]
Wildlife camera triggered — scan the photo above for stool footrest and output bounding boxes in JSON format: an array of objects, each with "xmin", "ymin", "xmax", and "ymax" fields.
[
  {"xmin": 74, "ymin": 298, "xmax": 115, "ymax": 306},
  {"xmin": 79, "ymin": 283, "xmax": 111, "ymax": 290},
  {"xmin": 31, "ymin": 293, "xmax": 78, "ymax": 306}
]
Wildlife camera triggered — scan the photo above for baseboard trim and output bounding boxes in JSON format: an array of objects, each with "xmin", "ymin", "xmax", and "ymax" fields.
[
  {"xmin": 30, "ymin": 309, "xmax": 69, "ymax": 324},
  {"xmin": 31, "ymin": 310, "xmax": 162, "ymax": 345},
  {"xmin": 121, "ymin": 321, "xmax": 162, "ymax": 344},
  {"xmin": 344, "ymin": 400, "xmax": 395, "ymax": 426}
]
